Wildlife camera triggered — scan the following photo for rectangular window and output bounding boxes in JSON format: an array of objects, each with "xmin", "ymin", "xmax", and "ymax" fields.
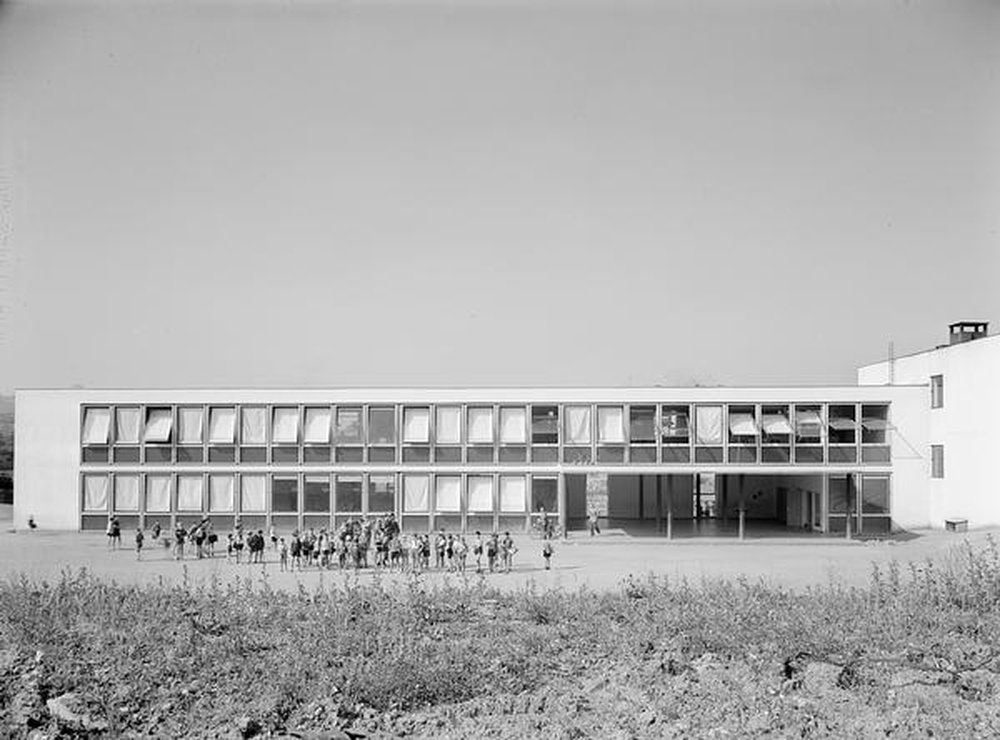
[
  {"xmin": 271, "ymin": 446, "xmax": 299, "ymax": 464},
  {"xmin": 564, "ymin": 447, "xmax": 592, "ymax": 464},
  {"xmin": 208, "ymin": 407, "xmax": 236, "ymax": 444},
  {"xmin": 207, "ymin": 446, "xmax": 235, "ymax": 463},
  {"xmin": 629, "ymin": 406, "xmax": 656, "ymax": 443},
  {"xmin": 241, "ymin": 407, "xmax": 267, "ymax": 445},
  {"xmin": 368, "ymin": 407, "xmax": 396, "ymax": 445},
  {"xmin": 695, "ymin": 406, "xmax": 723, "ymax": 445},
  {"xmin": 931, "ymin": 445, "xmax": 944, "ymax": 478},
  {"xmin": 368, "ymin": 447, "xmax": 396, "ymax": 463},
  {"xmin": 828, "ymin": 405, "xmax": 857, "ymax": 445},
  {"xmin": 240, "ymin": 475, "xmax": 267, "ymax": 513},
  {"xmin": 336, "ymin": 476, "xmax": 363, "ymax": 512},
  {"xmin": 144, "ymin": 408, "xmax": 173, "ymax": 443},
  {"xmin": 114, "ymin": 474, "xmax": 140, "ymax": 511},
  {"xmin": 336, "ymin": 447, "xmax": 364, "ymax": 463},
  {"xmin": 531, "ymin": 477, "xmax": 558, "ymax": 514},
  {"xmin": 304, "ymin": 446, "xmax": 331, "ymax": 463},
  {"xmin": 499, "ymin": 475, "xmax": 527, "ymax": 512},
  {"xmin": 434, "ymin": 475, "xmax": 460, "ymax": 512},
  {"xmin": 209, "ymin": 475, "xmax": 236, "ymax": 512},
  {"xmin": 271, "ymin": 407, "xmax": 300, "ymax": 444},
  {"xmin": 531, "ymin": 406, "xmax": 559, "ymax": 444},
  {"xmin": 597, "ymin": 406, "xmax": 625, "ymax": 444},
  {"xmin": 272, "ymin": 477, "xmax": 299, "ymax": 513},
  {"xmin": 499, "ymin": 446, "xmax": 527, "ymax": 463},
  {"xmin": 467, "ymin": 407, "xmax": 494, "ymax": 444},
  {"xmin": 660, "ymin": 405, "xmax": 690, "ymax": 443},
  {"xmin": 177, "ymin": 407, "xmax": 204, "ymax": 445},
  {"xmin": 862, "ymin": 476, "xmax": 890, "ymax": 515},
  {"xmin": 303, "ymin": 407, "xmax": 331, "ymax": 444},
  {"xmin": 861, "ymin": 404, "xmax": 890, "ymax": 445},
  {"xmin": 402, "ymin": 407, "xmax": 431, "ymax": 443},
  {"xmin": 564, "ymin": 405, "xmax": 592, "ymax": 445},
  {"xmin": 728, "ymin": 406, "xmax": 758, "ymax": 442},
  {"xmin": 499, "ymin": 407, "xmax": 527, "ymax": 444},
  {"xmin": 335, "ymin": 407, "xmax": 363, "ymax": 444},
  {"xmin": 82, "ymin": 475, "xmax": 109, "ymax": 511},
  {"xmin": 240, "ymin": 447, "xmax": 267, "ymax": 463},
  {"xmin": 82, "ymin": 407, "xmax": 112, "ymax": 445},
  {"xmin": 434, "ymin": 446, "xmax": 462, "ymax": 463},
  {"xmin": 761, "ymin": 406, "xmax": 791, "ymax": 443},
  {"xmin": 115, "ymin": 407, "xmax": 141, "ymax": 445},
  {"xmin": 402, "ymin": 446, "xmax": 430, "ymax": 463},
  {"xmin": 368, "ymin": 475, "xmax": 395, "ymax": 513},
  {"xmin": 177, "ymin": 475, "xmax": 204, "ymax": 512},
  {"xmin": 403, "ymin": 474, "xmax": 431, "ymax": 512},
  {"xmin": 113, "ymin": 446, "xmax": 140, "ymax": 464},
  {"xmin": 931, "ymin": 375, "xmax": 944, "ymax": 409},
  {"xmin": 467, "ymin": 446, "xmax": 494, "ymax": 464},
  {"xmin": 435, "ymin": 406, "xmax": 462, "ymax": 444},
  {"xmin": 145, "ymin": 475, "xmax": 171, "ymax": 512},
  {"xmin": 794, "ymin": 406, "xmax": 823, "ymax": 443},
  {"xmin": 467, "ymin": 475, "xmax": 494, "ymax": 512},
  {"xmin": 304, "ymin": 476, "xmax": 330, "ymax": 512}
]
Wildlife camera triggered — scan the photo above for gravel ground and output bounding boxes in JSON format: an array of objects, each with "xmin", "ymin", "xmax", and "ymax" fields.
[{"xmin": 0, "ymin": 523, "xmax": 994, "ymax": 593}]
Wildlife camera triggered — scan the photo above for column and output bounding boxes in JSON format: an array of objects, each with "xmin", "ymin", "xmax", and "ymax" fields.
[{"xmin": 558, "ymin": 473, "xmax": 567, "ymax": 538}]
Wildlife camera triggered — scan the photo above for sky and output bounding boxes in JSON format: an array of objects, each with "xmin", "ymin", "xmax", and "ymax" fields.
[{"xmin": 1, "ymin": 0, "xmax": 998, "ymax": 392}]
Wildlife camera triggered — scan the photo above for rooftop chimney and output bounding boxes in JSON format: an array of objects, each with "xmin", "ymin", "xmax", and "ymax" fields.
[{"xmin": 948, "ymin": 321, "xmax": 989, "ymax": 345}]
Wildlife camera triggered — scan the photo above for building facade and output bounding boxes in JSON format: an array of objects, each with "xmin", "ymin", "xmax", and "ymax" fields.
[
  {"xmin": 14, "ymin": 384, "xmax": 930, "ymax": 535},
  {"xmin": 859, "ymin": 321, "xmax": 999, "ymax": 529}
]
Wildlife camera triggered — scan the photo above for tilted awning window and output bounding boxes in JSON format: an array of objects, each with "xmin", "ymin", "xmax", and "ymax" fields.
[
  {"xmin": 729, "ymin": 413, "xmax": 759, "ymax": 436},
  {"xmin": 761, "ymin": 414, "xmax": 792, "ymax": 435}
]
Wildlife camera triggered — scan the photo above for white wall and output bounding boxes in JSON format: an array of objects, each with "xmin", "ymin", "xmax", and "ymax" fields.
[
  {"xmin": 14, "ymin": 391, "xmax": 82, "ymax": 529},
  {"xmin": 860, "ymin": 334, "xmax": 1000, "ymax": 528}
]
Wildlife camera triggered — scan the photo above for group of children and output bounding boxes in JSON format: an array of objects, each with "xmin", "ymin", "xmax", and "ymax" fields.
[{"xmin": 116, "ymin": 513, "xmax": 556, "ymax": 571}]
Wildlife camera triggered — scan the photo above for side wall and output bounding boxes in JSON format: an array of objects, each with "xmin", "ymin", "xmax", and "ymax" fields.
[{"xmin": 14, "ymin": 391, "xmax": 81, "ymax": 529}]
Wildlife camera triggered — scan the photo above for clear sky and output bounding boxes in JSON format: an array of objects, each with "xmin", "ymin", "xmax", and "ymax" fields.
[{"xmin": 1, "ymin": 0, "xmax": 998, "ymax": 392}]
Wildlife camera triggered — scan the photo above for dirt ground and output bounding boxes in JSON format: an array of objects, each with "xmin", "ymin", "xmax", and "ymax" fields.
[{"xmin": 0, "ymin": 517, "xmax": 994, "ymax": 593}]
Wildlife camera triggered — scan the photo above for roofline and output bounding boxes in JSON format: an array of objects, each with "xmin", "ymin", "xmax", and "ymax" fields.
[
  {"xmin": 858, "ymin": 330, "xmax": 1000, "ymax": 370},
  {"xmin": 14, "ymin": 383, "xmax": 928, "ymax": 393}
]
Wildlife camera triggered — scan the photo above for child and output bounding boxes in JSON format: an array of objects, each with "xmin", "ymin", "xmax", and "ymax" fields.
[
  {"xmin": 279, "ymin": 537, "xmax": 289, "ymax": 571},
  {"xmin": 542, "ymin": 540, "xmax": 554, "ymax": 570},
  {"xmin": 501, "ymin": 532, "xmax": 516, "ymax": 573},
  {"xmin": 226, "ymin": 532, "xmax": 235, "ymax": 561},
  {"xmin": 473, "ymin": 531, "xmax": 484, "ymax": 574},
  {"xmin": 486, "ymin": 534, "xmax": 498, "ymax": 573},
  {"xmin": 134, "ymin": 527, "xmax": 144, "ymax": 561}
]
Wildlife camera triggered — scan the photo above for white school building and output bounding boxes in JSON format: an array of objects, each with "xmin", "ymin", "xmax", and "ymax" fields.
[{"xmin": 12, "ymin": 322, "xmax": 998, "ymax": 536}]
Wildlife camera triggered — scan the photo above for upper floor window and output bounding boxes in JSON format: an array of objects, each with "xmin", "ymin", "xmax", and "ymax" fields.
[{"xmin": 930, "ymin": 375, "xmax": 944, "ymax": 409}]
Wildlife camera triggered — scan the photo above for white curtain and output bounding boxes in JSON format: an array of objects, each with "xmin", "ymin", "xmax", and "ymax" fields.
[
  {"xmin": 271, "ymin": 407, "xmax": 299, "ymax": 444},
  {"xmin": 499, "ymin": 475, "xmax": 527, "ymax": 512},
  {"xmin": 208, "ymin": 407, "xmax": 236, "ymax": 444},
  {"xmin": 82, "ymin": 408, "xmax": 111, "ymax": 444},
  {"xmin": 240, "ymin": 475, "xmax": 266, "ymax": 512},
  {"xmin": 403, "ymin": 474, "xmax": 430, "ymax": 512},
  {"xmin": 144, "ymin": 408, "xmax": 173, "ymax": 443},
  {"xmin": 695, "ymin": 406, "xmax": 723, "ymax": 445},
  {"xmin": 403, "ymin": 407, "xmax": 430, "ymax": 443},
  {"xmin": 467, "ymin": 475, "xmax": 494, "ymax": 512},
  {"xmin": 729, "ymin": 413, "xmax": 759, "ymax": 436},
  {"xmin": 177, "ymin": 407, "xmax": 204, "ymax": 444},
  {"xmin": 83, "ymin": 475, "xmax": 109, "ymax": 511},
  {"xmin": 499, "ymin": 407, "xmax": 527, "ymax": 444},
  {"xmin": 241, "ymin": 407, "xmax": 267, "ymax": 445},
  {"xmin": 467, "ymin": 407, "xmax": 494, "ymax": 444},
  {"xmin": 177, "ymin": 475, "xmax": 204, "ymax": 511},
  {"xmin": 564, "ymin": 405, "xmax": 592, "ymax": 444},
  {"xmin": 434, "ymin": 475, "xmax": 460, "ymax": 512},
  {"xmin": 145, "ymin": 475, "xmax": 171, "ymax": 512},
  {"xmin": 115, "ymin": 407, "xmax": 141, "ymax": 444},
  {"xmin": 435, "ymin": 406, "xmax": 461, "ymax": 444},
  {"xmin": 114, "ymin": 475, "xmax": 140, "ymax": 511},
  {"xmin": 209, "ymin": 475, "xmax": 235, "ymax": 512},
  {"xmin": 304, "ymin": 407, "xmax": 331, "ymax": 443},
  {"xmin": 597, "ymin": 406, "xmax": 625, "ymax": 443}
]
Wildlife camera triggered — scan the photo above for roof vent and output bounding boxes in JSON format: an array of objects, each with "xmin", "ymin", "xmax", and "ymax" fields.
[{"xmin": 949, "ymin": 321, "xmax": 988, "ymax": 345}]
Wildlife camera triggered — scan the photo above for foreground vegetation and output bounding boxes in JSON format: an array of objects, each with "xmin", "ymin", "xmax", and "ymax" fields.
[{"xmin": 3, "ymin": 541, "xmax": 1000, "ymax": 738}]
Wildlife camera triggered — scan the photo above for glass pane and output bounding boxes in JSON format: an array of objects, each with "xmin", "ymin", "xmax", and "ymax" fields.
[
  {"xmin": 402, "ymin": 407, "xmax": 430, "ymax": 443},
  {"xmin": 564, "ymin": 406, "xmax": 592, "ymax": 444},
  {"xmin": 795, "ymin": 406, "xmax": 823, "ymax": 442},
  {"xmin": 272, "ymin": 407, "xmax": 300, "ymax": 444},
  {"xmin": 177, "ymin": 475, "xmax": 204, "ymax": 511},
  {"xmin": 467, "ymin": 446, "xmax": 494, "ymax": 464},
  {"xmin": 304, "ymin": 477, "xmax": 331, "ymax": 512},
  {"xmin": 499, "ymin": 476, "xmax": 527, "ymax": 512},
  {"xmin": 794, "ymin": 446, "xmax": 823, "ymax": 463},
  {"xmin": 145, "ymin": 475, "xmax": 171, "ymax": 512},
  {"xmin": 695, "ymin": 406, "xmax": 723, "ymax": 445},
  {"xmin": 729, "ymin": 446, "xmax": 757, "ymax": 463},
  {"xmin": 272, "ymin": 477, "xmax": 299, "ymax": 513},
  {"xmin": 368, "ymin": 475, "xmax": 395, "ymax": 513},
  {"xmin": 115, "ymin": 407, "xmax": 141, "ymax": 444},
  {"xmin": 304, "ymin": 407, "xmax": 332, "ymax": 444},
  {"xmin": 336, "ymin": 447, "xmax": 364, "ymax": 463},
  {"xmin": 177, "ymin": 407, "xmax": 203, "ymax": 445},
  {"xmin": 209, "ymin": 475, "xmax": 236, "ymax": 512},
  {"xmin": 828, "ymin": 446, "xmax": 857, "ymax": 463},
  {"xmin": 241, "ymin": 407, "xmax": 267, "ymax": 445},
  {"xmin": 176, "ymin": 446, "xmax": 204, "ymax": 463},
  {"xmin": 467, "ymin": 476, "xmax": 494, "ymax": 512},
  {"xmin": 660, "ymin": 405, "xmax": 689, "ymax": 443},
  {"xmin": 368, "ymin": 407, "xmax": 396, "ymax": 445},
  {"xmin": 531, "ymin": 477, "xmax": 558, "ymax": 513},
  {"xmin": 467, "ymin": 407, "xmax": 494, "ymax": 444},
  {"xmin": 303, "ymin": 446, "xmax": 331, "ymax": 463},
  {"xmin": 629, "ymin": 406, "xmax": 655, "ymax": 442},
  {"xmin": 82, "ymin": 447, "xmax": 109, "ymax": 463},
  {"xmin": 597, "ymin": 446, "xmax": 625, "ymax": 463},
  {"xmin": 694, "ymin": 447, "xmax": 723, "ymax": 463},
  {"xmin": 531, "ymin": 446, "xmax": 558, "ymax": 463},
  {"xmin": 83, "ymin": 475, "xmax": 109, "ymax": 511},
  {"xmin": 761, "ymin": 447, "xmax": 790, "ymax": 463},
  {"xmin": 145, "ymin": 446, "xmax": 173, "ymax": 463},
  {"xmin": 828, "ymin": 476, "xmax": 851, "ymax": 514},
  {"xmin": 240, "ymin": 447, "xmax": 267, "ymax": 463},
  {"xmin": 144, "ymin": 408, "xmax": 173, "ymax": 443},
  {"xmin": 207, "ymin": 446, "xmax": 235, "ymax": 463},
  {"xmin": 563, "ymin": 447, "xmax": 592, "ymax": 464},
  {"xmin": 630, "ymin": 446, "xmax": 656, "ymax": 464},
  {"xmin": 113, "ymin": 447, "xmax": 140, "ymax": 463},
  {"xmin": 660, "ymin": 446, "xmax": 689, "ymax": 463},
  {"xmin": 434, "ymin": 446, "xmax": 462, "ymax": 463},
  {"xmin": 861, "ymin": 404, "xmax": 890, "ymax": 444},
  {"xmin": 862, "ymin": 476, "xmax": 889, "ymax": 514},
  {"xmin": 114, "ymin": 475, "xmax": 140, "ymax": 511},
  {"xmin": 402, "ymin": 446, "xmax": 431, "ymax": 463},
  {"xmin": 499, "ymin": 446, "xmax": 527, "ymax": 463},
  {"xmin": 435, "ymin": 406, "xmax": 461, "ymax": 444},
  {"xmin": 208, "ymin": 407, "xmax": 236, "ymax": 444},
  {"xmin": 336, "ymin": 476, "xmax": 363, "ymax": 512},
  {"xmin": 240, "ymin": 475, "xmax": 266, "ymax": 512},
  {"xmin": 368, "ymin": 447, "xmax": 396, "ymax": 463},
  {"xmin": 82, "ymin": 408, "xmax": 111, "ymax": 444},
  {"xmin": 531, "ymin": 406, "xmax": 559, "ymax": 444},
  {"xmin": 828, "ymin": 404, "xmax": 857, "ymax": 444},
  {"xmin": 335, "ymin": 407, "xmax": 363, "ymax": 444},
  {"xmin": 597, "ymin": 407, "xmax": 625, "ymax": 444},
  {"xmin": 272, "ymin": 446, "xmax": 299, "ymax": 464}
]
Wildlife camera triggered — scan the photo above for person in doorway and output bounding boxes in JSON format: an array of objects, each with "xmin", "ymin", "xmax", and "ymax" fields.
[{"xmin": 588, "ymin": 508, "xmax": 601, "ymax": 537}]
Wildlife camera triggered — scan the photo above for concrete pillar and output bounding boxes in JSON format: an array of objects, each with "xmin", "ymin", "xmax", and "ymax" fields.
[
  {"xmin": 638, "ymin": 475, "xmax": 645, "ymax": 523},
  {"xmin": 738, "ymin": 507, "xmax": 746, "ymax": 541},
  {"xmin": 845, "ymin": 473, "xmax": 853, "ymax": 540},
  {"xmin": 558, "ymin": 473, "xmax": 567, "ymax": 539},
  {"xmin": 666, "ymin": 475, "xmax": 673, "ymax": 541},
  {"xmin": 655, "ymin": 475, "xmax": 663, "ymax": 534},
  {"xmin": 720, "ymin": 475, "xmax": 728, "ymax": 526}
]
